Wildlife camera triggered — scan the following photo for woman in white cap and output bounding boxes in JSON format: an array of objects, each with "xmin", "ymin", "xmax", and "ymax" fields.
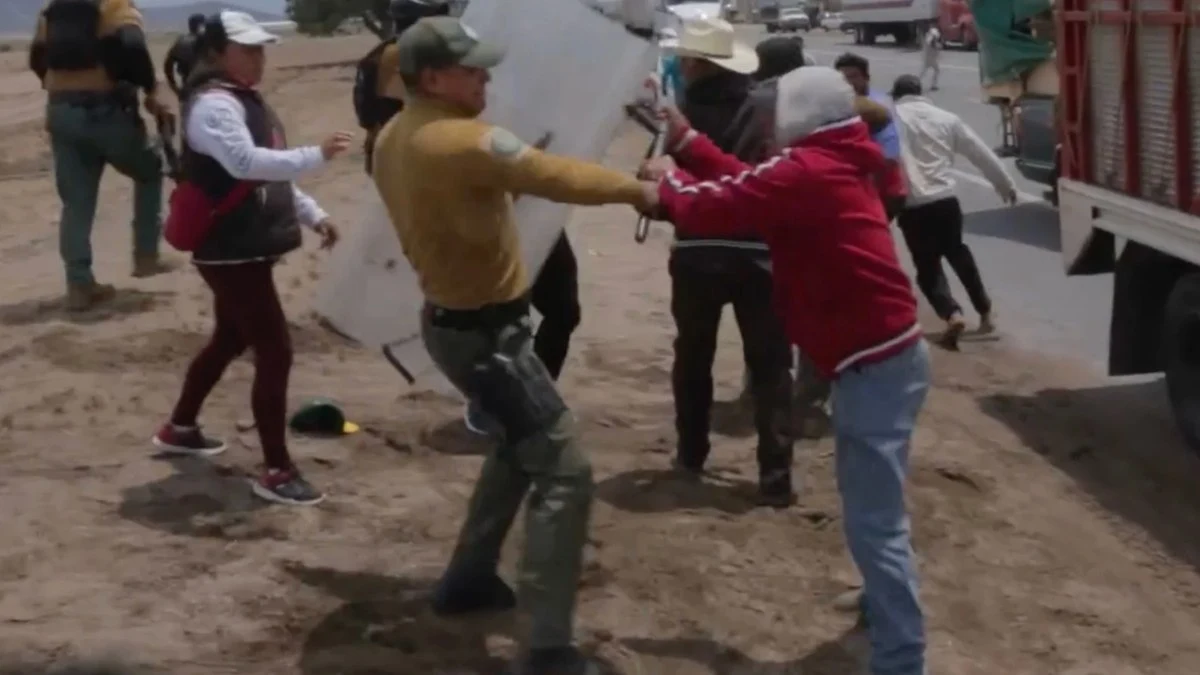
[{"xmin": 153, "ymin": 12, "xmax": 353, "ymax": 506}]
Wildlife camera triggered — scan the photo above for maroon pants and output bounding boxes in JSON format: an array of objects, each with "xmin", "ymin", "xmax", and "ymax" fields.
[{"xmin": 170, "ymin": 260, "xmax": 294, "ymax": 470}]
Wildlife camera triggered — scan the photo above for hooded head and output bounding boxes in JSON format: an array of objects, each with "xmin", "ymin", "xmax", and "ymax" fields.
[
  {"xmin": 774, "ymin": 66, "xmax": 857, "ymax": 147},
  {"xmin": 753, "ymin": 36, "xmax": 806, "ymax": 82}
]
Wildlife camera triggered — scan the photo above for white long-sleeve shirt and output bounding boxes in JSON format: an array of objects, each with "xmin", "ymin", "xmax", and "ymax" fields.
[
  {"xmin": 923, "ymin": 28, "xmax": 941, "ymax": 65},
  {"xmin": 893, "ymin": 94, "xmax": 1016, "ymax": 206},
  {"xmin": 185, "ymin": 89, "xmax": 329, "ymax": 228}
]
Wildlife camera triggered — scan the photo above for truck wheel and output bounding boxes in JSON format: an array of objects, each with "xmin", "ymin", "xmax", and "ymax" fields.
[{"xmin": 1163, "ymin": 273, "xmax": 1200, "ymax": 454}]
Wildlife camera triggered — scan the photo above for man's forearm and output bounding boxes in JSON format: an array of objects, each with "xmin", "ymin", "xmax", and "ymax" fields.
[{"xmin": 510, "ymin": 152, "xmax": 646, "ymax": 207}]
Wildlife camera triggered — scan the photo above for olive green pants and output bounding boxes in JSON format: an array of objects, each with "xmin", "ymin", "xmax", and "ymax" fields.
[
  {"xmin": 421, "ymin": 310, "xmax": 593, "ymax": 649},
  {"xmin": 47, "ymin": 99, "xmax": 163, "ymax": 286}
]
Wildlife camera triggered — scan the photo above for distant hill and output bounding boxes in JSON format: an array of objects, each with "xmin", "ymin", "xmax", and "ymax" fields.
[{"xmin": 0, "ymin": 1, "xmax": 286, "ymax": 37}]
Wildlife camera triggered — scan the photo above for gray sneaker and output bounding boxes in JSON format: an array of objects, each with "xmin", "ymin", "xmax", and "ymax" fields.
[
  {"xmin": 251, "ymin": 468, "xmax": 325, "ymax": 506},
  {"xmin": 463, "ymin": 401, "xmax": 501, "ymax": 437}
]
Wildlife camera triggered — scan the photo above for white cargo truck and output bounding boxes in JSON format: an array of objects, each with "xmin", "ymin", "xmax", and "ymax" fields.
[{"xmin": 840, "ymin": 0, "xmax": 937, "ymax": 46}]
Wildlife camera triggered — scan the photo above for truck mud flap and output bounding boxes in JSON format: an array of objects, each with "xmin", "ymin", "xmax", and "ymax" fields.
[
  {"xmin": 1067, "ymin": 227, "xmax": 1116, "ymax": 276},
  {"xmin": 1109, "ymin": 242, "xmax": 1186, "ymax": 376}
]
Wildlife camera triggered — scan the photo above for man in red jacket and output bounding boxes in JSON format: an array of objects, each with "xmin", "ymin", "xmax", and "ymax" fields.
[{"xmin": 641, "ymin": 66, "xmax": 929, "ymax": 675}]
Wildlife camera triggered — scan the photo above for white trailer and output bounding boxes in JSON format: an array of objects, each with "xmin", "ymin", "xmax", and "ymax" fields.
[{"xmin": 840, "ymin": 0, "xmax": 938, "ymax": 46}]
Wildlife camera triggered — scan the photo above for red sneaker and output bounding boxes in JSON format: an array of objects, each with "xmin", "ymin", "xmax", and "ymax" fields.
[{"xmin": 152, "ymin": 423, "xmax": 228, "ymax": 457}]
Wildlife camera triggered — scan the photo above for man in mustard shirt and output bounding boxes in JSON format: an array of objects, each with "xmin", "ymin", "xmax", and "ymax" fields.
[
  {"xmin": 372, "ymin": 16, "xmax": 655, "ymax": 675},
  {"xmin": 29, "ymin": 0, "xmax": 171, "ymax": 311}
]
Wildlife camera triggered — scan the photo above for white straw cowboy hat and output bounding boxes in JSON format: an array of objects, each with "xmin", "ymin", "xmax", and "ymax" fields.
[{"xmin": 660, "ymin": 17, "xmax": 759, "ymax": 75}]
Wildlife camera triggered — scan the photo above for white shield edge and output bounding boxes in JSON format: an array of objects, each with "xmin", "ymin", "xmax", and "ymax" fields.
[{"xmin": 314, "ymin": 0, "xmax": 658, "ymax": 392}]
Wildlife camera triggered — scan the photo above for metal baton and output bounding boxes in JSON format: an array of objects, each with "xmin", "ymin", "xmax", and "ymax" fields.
[
  {"xmin": 634, "ymin": 125, "xmax": 664, "ymax": 244},
  {"xmin": 625, "ymin": 102, "xmax": 664, "ymax": 245}
]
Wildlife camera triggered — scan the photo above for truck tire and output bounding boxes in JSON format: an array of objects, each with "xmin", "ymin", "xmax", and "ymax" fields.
[{"xmin": 1162, "ymin": 272, "xmax": 1200, "ymax": 454}]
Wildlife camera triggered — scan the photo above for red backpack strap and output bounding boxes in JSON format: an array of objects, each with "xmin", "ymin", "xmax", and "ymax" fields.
[{"xmin": 212, "ymin": 181, "xmax": 260, "ymax": 216}]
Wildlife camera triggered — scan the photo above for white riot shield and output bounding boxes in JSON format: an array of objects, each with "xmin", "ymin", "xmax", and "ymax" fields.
[{"xmin": 314, "ymin": 0, "xmax": 657, "ymax": 390}]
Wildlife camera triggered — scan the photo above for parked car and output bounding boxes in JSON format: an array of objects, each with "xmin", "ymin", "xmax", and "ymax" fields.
[
  {"xmin": 821, "ymin": 11, "xmax": 844, "ymax": 32},
  {"xmin": 776, "ymin": 7, "xmax": 811, "ymax": 32}
]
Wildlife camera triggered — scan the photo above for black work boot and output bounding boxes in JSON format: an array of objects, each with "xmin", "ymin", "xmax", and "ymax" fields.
[
  {"xmin": 431, "ymin": 572, "xmax": 516, "ymax": 616},
  {"xmin": 510, "ymin": 646, "xmax": 602, "ymax": 675},
  {"xmin": 670, "ymin": 455, "xmax": 704, "ymax": 480},
  {"xmin": 673, "ymin": 437, "xmax": 709, "ymax": 478},
  {"xmin": 757, "ymin": 468, "xmax": 795, "ymax": 509}
]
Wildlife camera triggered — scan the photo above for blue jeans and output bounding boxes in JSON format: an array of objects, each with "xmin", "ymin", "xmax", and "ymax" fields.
[
  {"xmin": 832, "ymin": 340, "xmax": 929, "ymax": 675},
  {"xmin": 47, "ymin": 100, "xmax": 163, "ymax": 286}
]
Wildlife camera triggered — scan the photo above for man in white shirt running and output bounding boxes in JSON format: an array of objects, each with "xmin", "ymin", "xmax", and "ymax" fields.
[
  {"xmin": 919, "ymin": 26, "xmax": 941, "ymax": 91},
  {"xmin": 890, "ymin": 74, "xmax": 1016, "ymax": 348}
]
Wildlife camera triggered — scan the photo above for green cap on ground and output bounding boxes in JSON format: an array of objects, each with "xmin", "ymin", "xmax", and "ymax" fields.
[
  {"xmin": 289, "ymin": 398, "xmax": 360, "ymax": 436},
  {"xmin": 396, "ymin": 16, "xmax": 506, "ymax": 77}
]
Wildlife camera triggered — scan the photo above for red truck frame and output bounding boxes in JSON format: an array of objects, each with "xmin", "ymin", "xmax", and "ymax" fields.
[{"xmin": 1058, "ymin": 0, "xmax": 1198, "ymax": 215}]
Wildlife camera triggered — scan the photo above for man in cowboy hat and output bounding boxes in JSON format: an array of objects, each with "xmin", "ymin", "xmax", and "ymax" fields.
[{"xmin": 660, "ymin": 16, "xmax": 795, "ymax": 507}]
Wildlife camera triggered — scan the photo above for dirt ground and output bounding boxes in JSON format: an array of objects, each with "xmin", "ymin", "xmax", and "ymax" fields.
[{"xmin": 2, "ymin": 34, "xmax": 1200, "ymax": 675}]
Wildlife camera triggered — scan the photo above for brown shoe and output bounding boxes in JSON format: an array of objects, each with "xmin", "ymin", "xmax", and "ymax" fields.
[
  {"xmin": 938, "ymin": 314, "xmax": 967, "ymax": 350},
  {"xmin": 65, "ymin": 282, "xmax": 116, "ymax": 312},
  {"xmin": 132, "ymin": 253, "xmax": 173, "ymax": 278}
]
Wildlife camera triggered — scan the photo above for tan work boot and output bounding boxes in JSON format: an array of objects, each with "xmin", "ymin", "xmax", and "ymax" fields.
[
  {"xmin": 132, "ymin": 253, "xmax": 173, "ymax": 278},
  {"xmin": 65, "ymin": 281, "xmax": 116, "ymax": 312},
  {"xmin": 978, "ymin": 312, "xmax": 997, "ymax": 335},
  {"xmin": 939, "ymin": 313, "xmax": 967, "ymax": 350}
]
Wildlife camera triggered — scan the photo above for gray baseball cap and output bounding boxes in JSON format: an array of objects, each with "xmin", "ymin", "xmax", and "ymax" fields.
[{"xmin": 396, "ymin": 16, "xmax": 505, "ymax": 77}]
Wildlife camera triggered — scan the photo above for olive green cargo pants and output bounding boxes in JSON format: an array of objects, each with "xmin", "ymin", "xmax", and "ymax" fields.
[
  {"xmin": 46, "ymin": 98, "xmax": 163, "ymax": 286},
  {"xmin": 421, "ymin": 309, "xmax": 593, "ymax": 649}
]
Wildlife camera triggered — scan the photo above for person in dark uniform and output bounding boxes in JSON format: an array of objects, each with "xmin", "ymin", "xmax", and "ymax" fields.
[
  {"xmin": 29, "ymin": 0, "xmax": 171, "ymax": 311},
  {"xmin": 661, "ymin": 17, "xmax": 795, "ymax": 507},
  {"xmin": 163, "ymin": 13, "xmax": 206, "ymax": 96},
  {"xmin": 353, "ymin": 0, "xmax": 450, "ymax": 174}
]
